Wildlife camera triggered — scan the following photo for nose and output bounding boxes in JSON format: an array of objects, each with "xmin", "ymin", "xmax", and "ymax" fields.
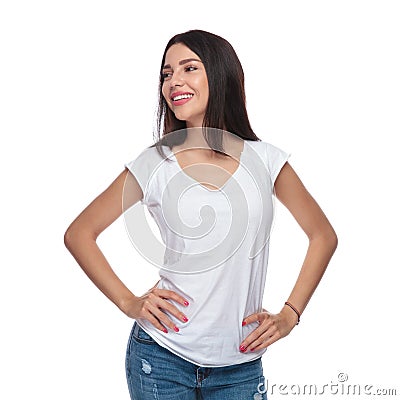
[{"xmin": 169, "ymin": 71, "xmax": 184, "ymax": 90}]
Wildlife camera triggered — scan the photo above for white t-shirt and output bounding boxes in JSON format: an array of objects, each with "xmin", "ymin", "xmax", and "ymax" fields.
[{"xmin": 124, "ymin": 139, "xmax": 290, "ymax": 367}]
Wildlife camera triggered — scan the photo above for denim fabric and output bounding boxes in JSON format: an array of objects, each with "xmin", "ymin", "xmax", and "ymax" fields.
[{"xmin": 125, "ymin": 322, "xmax": 267, "ymax": 400}]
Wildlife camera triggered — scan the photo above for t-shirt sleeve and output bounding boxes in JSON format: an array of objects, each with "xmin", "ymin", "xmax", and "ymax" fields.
[
  {"xmin": 124, "ymin": 146, "xmax": 155, "ymax": 205},
  {"xmin": 264, "ymin": 142, "xmax": 291, "ymax": 185}
]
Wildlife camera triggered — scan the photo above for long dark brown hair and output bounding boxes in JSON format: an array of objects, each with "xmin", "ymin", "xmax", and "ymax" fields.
[{"xmin": 150, "ymin": 29, "xmax": 261, "ymax": 159}]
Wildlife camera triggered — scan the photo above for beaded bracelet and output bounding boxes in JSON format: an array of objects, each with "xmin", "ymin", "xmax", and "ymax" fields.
[{"xmin": 284, "ymin": 301, "xmax": 301, "ymax": 325}]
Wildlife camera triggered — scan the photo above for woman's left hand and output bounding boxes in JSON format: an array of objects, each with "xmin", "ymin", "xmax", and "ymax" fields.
[{"xmin": 239, "ymin": 307, "xmax": 299, "ymax": 353}]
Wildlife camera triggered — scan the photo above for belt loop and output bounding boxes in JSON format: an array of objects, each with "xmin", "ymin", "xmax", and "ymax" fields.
[{"xmin": 133, "ymin": 321, "xmax": 140, "ymax": 337}]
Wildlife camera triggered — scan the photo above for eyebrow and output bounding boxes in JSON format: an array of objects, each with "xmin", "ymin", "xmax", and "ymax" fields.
[{"xmin": 162, "ymin": 58, "xmax": 202, "ymax": 70}]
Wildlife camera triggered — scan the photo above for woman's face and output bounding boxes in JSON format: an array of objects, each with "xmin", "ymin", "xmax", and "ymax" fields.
[{"xmin": 162, "ymin": 43, "xmax": 209, "ymax": 128}]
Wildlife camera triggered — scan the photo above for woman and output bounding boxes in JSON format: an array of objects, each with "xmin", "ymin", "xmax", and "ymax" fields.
[{"xmin": 64, "ymin": 30, "xmax": 338, "ymax": 399}]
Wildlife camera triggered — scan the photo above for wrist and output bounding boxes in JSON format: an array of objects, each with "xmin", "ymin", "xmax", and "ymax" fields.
[
  {"xmin": 281, "ymin": 302, "xmax": 301, "ymax": 326},
  {"xmin": 118, "ymin": 294, "xmax": 138, "ymax": 317}
]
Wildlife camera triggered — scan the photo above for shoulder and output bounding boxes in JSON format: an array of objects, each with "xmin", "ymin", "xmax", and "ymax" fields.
[
  {"xmin": 126, "ymin": 144, "xmax": 172, "ymax": 166},
  {"xmin": 246, "ymin": 139, "xmax": 289, "ymax": 160},
  {"xmin": 247, "ymin": 139, "xmax": 285, "ymax": 150},
  {"xmin": 246, "ymin": 139, "xmax": 291, "ymax": 184}
]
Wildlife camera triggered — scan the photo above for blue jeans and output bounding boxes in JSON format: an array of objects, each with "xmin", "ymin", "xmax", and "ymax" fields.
[{"xmin": 125, "ymin": 321, "xmax": 267, "ymax": 400}]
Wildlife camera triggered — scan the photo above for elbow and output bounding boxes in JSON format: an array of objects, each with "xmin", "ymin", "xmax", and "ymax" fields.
[
  {"xmin": 310, "ymin": 225, "xmax": 338, "ymax": 255},
  {"xmin": 329, "ymin": 229, "xmax": 338, "ymax": 254},
  {"xmin": 64, "ymin": 225, "xmax": 76, "ymax": 250},
  {"xmin": 64, "ymin": 221, "xmax": 98, "ymax": 251},
  {"xmin": 321, "ymin": 226, "xmax": 338, "ymax": 255},
  {"xmin": 64, "ymin": 218, "xmax": 81, "ymax": 248},
  {"xmin": 327, "ymin": 221, "xmax": 338, "ymax": 248}
]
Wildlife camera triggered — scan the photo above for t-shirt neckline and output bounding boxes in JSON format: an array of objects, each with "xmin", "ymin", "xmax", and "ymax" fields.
[{"xmin": 168, "ymin": 140, "xmax": 247, "ymax": 192}]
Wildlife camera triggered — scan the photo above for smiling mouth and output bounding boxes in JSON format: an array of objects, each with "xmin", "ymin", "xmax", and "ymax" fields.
[
  {"xmin": 171, "ymin": 93, "xmax": 194, "ymax": 106},
  {"xmin": 171, "ymin": 93, "xmax": 194, "ymax": 101}
]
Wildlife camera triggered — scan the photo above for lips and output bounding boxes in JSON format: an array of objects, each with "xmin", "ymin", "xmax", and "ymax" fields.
[
  {"xmin": 170, "ymin": 91, "xmax": 194, "ymax": 101},
  {"xmin": 170, "ymin": 91, "xmax": 194, "ymax": 106}
]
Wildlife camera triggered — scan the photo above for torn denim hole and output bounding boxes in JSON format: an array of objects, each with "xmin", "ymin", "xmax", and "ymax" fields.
[{"xmin": 141, "ymin": 359, "xmax": 152, "ymax": 374}]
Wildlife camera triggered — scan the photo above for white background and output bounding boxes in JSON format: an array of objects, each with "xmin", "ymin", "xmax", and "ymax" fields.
[{"xmin": 1, "ymin": 1, "xmax": 399, "ymax": 398}]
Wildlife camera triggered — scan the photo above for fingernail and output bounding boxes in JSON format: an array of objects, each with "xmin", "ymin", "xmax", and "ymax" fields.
[
  {"xmin": 174, "ymin": 326, "xmax": 179, "ymax": 332},
  {"xmin": 250, "ymin": 348, "xmax": 255, "ymax": 352},
  {"xmin": 184, "ymin": 301, "xmax": 189, "ymax": 306},
  {"xmin": 242, "ymin": 321, "xmax": 247, "ymax": 326},
  {"xmin": 163, "ymin": 328, "xmax": 168, "ymax": 333},
  {"xmin": 182, "ymin": 316, "xmax": 188, "ymax": 322},
  {"xmin": 239, "ymin": 345, "xmax": 246, "ymax": 352}
]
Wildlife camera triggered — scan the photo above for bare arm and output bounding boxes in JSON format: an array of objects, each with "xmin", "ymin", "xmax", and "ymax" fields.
[
  {"xmin": 240, "ymin": 162, "xmax": 338, "ymax": 352},
  {"xmin": 64, "ymin": 168, "xmax": 189, "ymax": 333},
  {"xmin": 274, "ymin": 162, "xmax": 338, "ymax": 316},
  {"xmin": 64, "ymin": 169, "xmax": 139, "ymax": 312}
]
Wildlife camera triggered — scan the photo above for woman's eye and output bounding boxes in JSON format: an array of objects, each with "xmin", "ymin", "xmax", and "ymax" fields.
[
  {"xmin": 162, "ymin": 66, "xmax": 197, "ymax": 80},
  {"xmin": 185, "ymin": 66, "xmax": 197, "ymax": 72}
]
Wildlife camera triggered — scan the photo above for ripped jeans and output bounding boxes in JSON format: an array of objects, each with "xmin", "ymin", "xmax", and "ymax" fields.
[{"xmin": 125, "ymin": 321, "xmax": 267, "ymax": 400}]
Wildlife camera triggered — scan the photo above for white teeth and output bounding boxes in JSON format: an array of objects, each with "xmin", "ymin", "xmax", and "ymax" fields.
[{"xmin": 172, "ymin": 94, "xmax": 193, "ymax": 101}]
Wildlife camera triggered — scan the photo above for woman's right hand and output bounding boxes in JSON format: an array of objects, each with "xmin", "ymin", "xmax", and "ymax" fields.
[{"xmin": 122, "ymin": 283, "xmax": 190, "ymax": 333}]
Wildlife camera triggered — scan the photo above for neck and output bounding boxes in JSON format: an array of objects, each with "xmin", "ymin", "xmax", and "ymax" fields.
[{"xmin": 178, "ymin": 127, "xmax": 243, "ymax": 160}]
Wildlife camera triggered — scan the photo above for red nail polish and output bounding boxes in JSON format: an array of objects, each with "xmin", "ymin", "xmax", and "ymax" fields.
[
  {"xmin": 182, "ymin": 316, "xmax": 188, "ymax": 322},
  {"xmin": 242, "ymin": 321, "xmax": 247, "ymax": 326},
  {"xmin": 250, "ymin": 348, "xmax": 255, "ymax": 352},
  {"xmin": 163, "ymin": 328, "xmax": 168, "ymax": 333},
  {"xmin": 174, "ymin": 326, "xmax": 179, "ymax": 332},
  {"xmin": 239, "ymin": 345, "xmax": 246, "ymax": 352},
  {"xmin": 184, "ymin": 301, "xmax": 189, "ymax": 306}
]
